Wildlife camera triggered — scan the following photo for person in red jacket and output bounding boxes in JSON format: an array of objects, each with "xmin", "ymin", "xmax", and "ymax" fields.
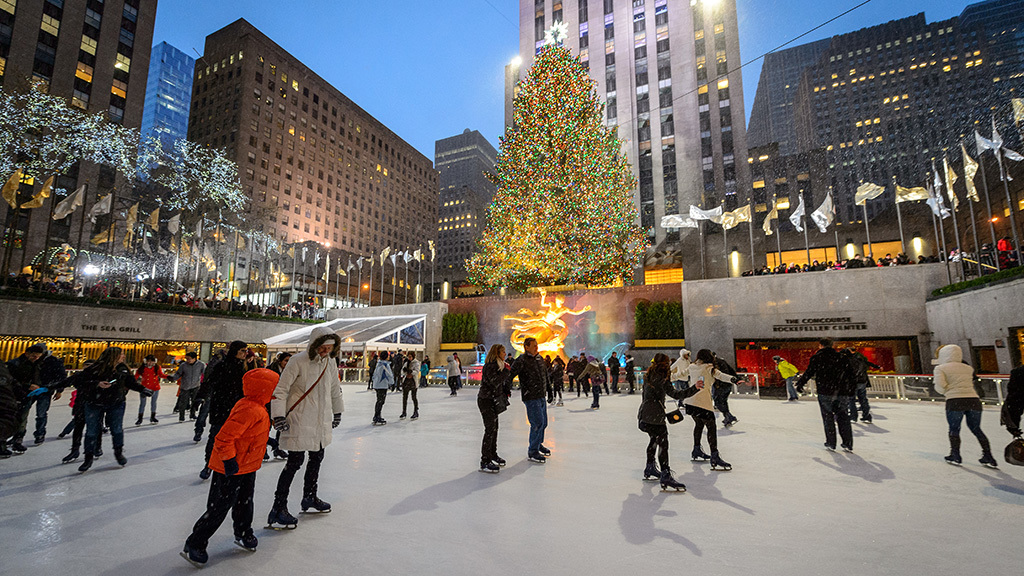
[
  {"xmin": 181, "ymin": 368, "xmax": 280, "ymax": 568},
  {"xmin": 135, "ymin": 355, "xmax": 167, "ymax": 426}
]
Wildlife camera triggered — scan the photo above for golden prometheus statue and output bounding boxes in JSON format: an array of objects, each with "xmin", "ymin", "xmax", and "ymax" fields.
[{"xmin": 504, "ymin": 289, "xmax": 591, "ymax": 357}]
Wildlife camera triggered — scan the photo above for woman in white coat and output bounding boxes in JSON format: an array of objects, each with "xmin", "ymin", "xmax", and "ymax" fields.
[
  {"xmin": 670, "ymin": 348, "xmax": 690, "ymax": 389},
  {"xmin": 267, "ymin": 326, "xmax": 344, "ymax": 528},
  {"xmin": 684, "ymin": 349, "xmax": 738, "ymax": 470},
  {"xmin": 933, "ymin": 344, "xmax": 997, "ymax": 467}
]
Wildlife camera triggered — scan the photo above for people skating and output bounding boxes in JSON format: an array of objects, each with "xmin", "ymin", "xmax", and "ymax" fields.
[
  {"xmin": 366, "ymin": 352, "xmax": 377, "ymax": 391},
  {"xmin": 173, "ymin": 352, "xmax": 205, "ymax": 422},
  {"xmin": 453, "ymin": 353, "xmax": 463, "ymax": 390},
  {"xmin": 194, "ymin": 347, "xmax": 227, "ymax": 443},
  {"xmin": 624, "ymin": 354, "xmax": 636, "ymax": 394},
  {"xmin": 774, "ymin": 356, "xmax": 800, "ymax": 401},
  {"xmin": 684, "ymin": 350, "xmax": 738, "ymax": 470},
  {"xmin": 197, "ymin": 341, "xmax": 249, "ymax": 480},
  {"xmin": 134, "ymin": 355, "xmax": 167, "ymax": 426},
  {"xmin": 510, "ymin": 337, "xmax": 551, "ymax": 463},
  {"xmin": 478, "ymin": 344, "xmax": 512, "ymax": 473},
  {"xmin": 712, "ymin": 356, "xmax": 740, "ymax": 427},
  {"xmin": 419, "ymin": 356, "xmax": 430, "ymax": 388},
  {"xmin": 933, "ymin": 344, "xmax": 997, "ymax": 467},
  {"xmin": 1001, "ymin": 364, "xmax": 1024, "ymax": 438},
  {"xmin": 268, "ymin": 326, "xmax": 344, "ymax": 528},
  {"xmin": 565, "ymin": 353, "xmax": 579, "ymax": 394},
  {"xmin": 6, "ymin": 343, "xmax": 67, "ymax": 450},
  {"xmin": 842, "ymin": 348, "xmax": 880, "ymax": 423},
  {"xmin": 73, "ymin": 346, "xmax": 148, "ymax": 473},
  {"xmin": 608, "ymin": 352, "xmax": 621, "ymax": 393},
  {"xmin": 370, "ymin": 351, "xmax": 394, "ymax": 425},
  {"xmin": 446, "ymin": 354, "xmax": 461, "ymax": 396},
  {"xmin": 0, "ymin": 361, "xmax": 17, "ymax": 459},
  {"xmin": 638, "ymin": 353, "xmax": 702, "ymax": 491},
  {"xmin": 579, "ymin": 356, "xmax": 605, "ymax": 409},
  {"xmin": 549, "ymin": 356, "xmax": 565, "ymax": 406},
  {"xmin": 670, "ymin": 348, "xmax": 690, "ymax": 390},
  {"xmin": 795, "ymin": 339, "xmax": 855, "ymax": 452},
  {"xmin": 400, "ymin": 351, "xmax": 420, "ymax": 420},
  {"xmin": 181, "ymin": 368, "xmax": 280, "ymax": 568},
  {"xmin": 390, "ymin": 349, "xmax": 405, "ymax": 393}
]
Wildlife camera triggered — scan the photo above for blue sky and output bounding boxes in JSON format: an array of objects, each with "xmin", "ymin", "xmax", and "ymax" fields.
[{"xmin": 153, "ymin": 0, "xmax": 978, "ymax": 160}]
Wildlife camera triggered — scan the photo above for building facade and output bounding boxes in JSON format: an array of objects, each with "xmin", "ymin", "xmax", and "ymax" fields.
[
  {"xmin": 434, "ymin": 129, "xmax": 497, "ymax": 286},
  {"xmin": 0, "ymin": 0, "xmax": 155, "ymax": 276},
  {"xmin": 140, "ymin": 40, "xmax": 193, "ymax": 149},
  {"xmin": 512, "ymin": 0, "xmax": 751, "ymax": 272}
]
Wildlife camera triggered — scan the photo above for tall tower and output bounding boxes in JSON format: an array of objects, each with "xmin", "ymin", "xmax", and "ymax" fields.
[{"xmin": 140, "ymin": 41, "xmax": 194, "ymax": 150}]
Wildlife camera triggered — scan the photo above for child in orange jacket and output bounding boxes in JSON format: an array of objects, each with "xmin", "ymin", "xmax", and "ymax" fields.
[
  {"xmin": 182, "ymin": 368, "xmax": 279, "ymax": 568},
  {"xmin": 135, "ymin": 355, "xmax": 167, "ymax": 426}
]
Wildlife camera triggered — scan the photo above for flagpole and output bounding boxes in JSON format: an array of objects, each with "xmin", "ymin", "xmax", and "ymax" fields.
[
  {"xmin": 74, "ymin": 183, "xmax": 89, "ymax": 286},
  {"xmin": 380, "ymin": 256, "xmax": 385, "ymax": 305},
  {"xmin": 699, "ymin": 221, "xmax": 706, "ymax": 280},
  {"xmin": 290, "ymin": 246, "xmax": 297, "ymax": 312},
  {"xmin": 404, "ymin": 256, "xmax": 410, "ymax": 304},
  {"xmin": 747, "ymin": 218, "xmax": 755, "ymax": 275},
  {"xmin": 998, "ymin": 153, "xmax": 1024, "ymax": 266},
  {"xmin": 775, "ymin": 218, "xmax": 782, "ymax": 268},
  {"xmin": 356, "ymin": 263, "xmax": 362, "ymax": 307},
  {"xmin": 391, "ymin": 258, "xmax": 397, "ymax": 306},
  {"xmin": 861, "ymin": 203, "xmax": 872, "ymax": 259},
  {"xmin": 722, "ymin": 226, "xmax": 728, "ymax": 277},
  {"xmin": 245, "ymin": 233, "xmax": 255, "ymax": 305},
  {"xmin": 802, "ymin": 217, "xmax": 810, "ymax": 266},
  {"xmin": 417, "ymin": 257, "xmax": 422, "ymax": 303},
  {"xmin": 893, "ymin": 177, "xmax": 906, "ymax": 255},
  {"xmin": 967, "ymin": 196, "xmax": 982, "ymax": 277},
  {"xmin": 941, "ymin": 165, "xmax": 965, "ymax": 282},
  {"xmin": 977, "ymin": 158, "xmax": 998, "ymax": 267},
  {"xmin": 834, "ymin": 229, "xmax": 840, "ymax": 265},
  {"xmin": 39, "ymin": 176, "xmax": 58, "ymax": 280}
]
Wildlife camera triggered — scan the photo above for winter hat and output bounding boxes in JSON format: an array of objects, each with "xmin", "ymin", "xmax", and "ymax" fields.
[
  {"xmin": 32, "ymin": 342, "xmax": 49, "ymax": 353},
  {"xmin": 242, "ymin": 368, "xmax": 280, "ymax": 406},
  {"xmin": 773, "ymin": 356, "xmax": 783, "ymax": 362},
  {"xmin": 587, "ymin": 355, "xmax": 597, "ymax": 362},
  {"xmin": 26, "ymin": 344, "xmax": 46, "ymax": 354},
  {"xmin": 679, "ymin": 348, "xmax": 690, "ymax": 358}
]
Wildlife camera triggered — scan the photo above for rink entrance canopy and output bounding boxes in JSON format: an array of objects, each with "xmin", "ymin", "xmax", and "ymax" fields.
[{"xmin": 263, "ymin": 315, "xmax": 426, "ymax": 357}]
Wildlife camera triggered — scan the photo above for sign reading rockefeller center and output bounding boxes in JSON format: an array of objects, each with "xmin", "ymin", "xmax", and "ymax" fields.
[{"xmin": 772, "ymin": 317, "xmax": 868, "ymax": 333}]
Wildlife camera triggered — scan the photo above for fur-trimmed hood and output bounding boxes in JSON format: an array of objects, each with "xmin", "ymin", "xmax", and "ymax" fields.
[{"xmin": 307, "ymin": 326, "xmax": 341, "ymax": 359}]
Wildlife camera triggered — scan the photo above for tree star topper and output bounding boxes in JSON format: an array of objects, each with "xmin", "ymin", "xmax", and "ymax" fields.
[{"xmin": 544, "ymin": 21, "xmax": 569, "ymax": 45}]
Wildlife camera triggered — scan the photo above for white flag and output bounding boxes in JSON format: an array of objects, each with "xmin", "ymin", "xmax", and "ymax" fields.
[
  {"xmin": 389, "ymin": 253, "xmax": 397, "ymax": 265},
  {"xmin": 926, "ymin": 175, "xmax": 950, "ymax": 219},
  {"xmin": 976, "ymin": 130, "xmax": 998, "ymax": 153},
  {"xmin": 88, "ymin": 193, "xmax": 112, "ymax": 223},
  {"xmin": 356, "ymin": 256, "xmax": 364, "ymax": 270},
  {"xmin": 789, "ymin": 196, "xmax": 806, "ymax": 232},
  {"xmin": 403, "ymin": 250, "xmax": 413, "ymax": 263},
  {"xmin": 810, "ymin": 193, "xmax": 835, "ymax": 233},
  {"xmin": 854, "ymin": 182, "xmax": 885, "ymax": 206},
  {"xmin": 347, "ymin": 257, "xmax": 355, "ymax": 272},
  {"xmin": 661, "ymin": 214, "xmax": 698, "ymax": 228},
  {"xmin": 762, "ymin": 206, "xmax": 778, "ymax": 236},
  {"xmin": 689, "ymin": 204, "xmax": 723, "ymax": 221},
  {"xmin": 52, "ymin": 185, "xmax": 86, "ymax": 220},
  {"xmin": 167, "ymin": 213, "xmax": 181, "ymax": 235}
]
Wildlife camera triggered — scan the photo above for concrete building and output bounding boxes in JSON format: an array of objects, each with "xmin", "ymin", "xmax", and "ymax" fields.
[
  {"xmin": 140, "ymin": 41, "xmax": 193, "ymax": 149},
  {"xmin": 511, "ymin": 0, "xmax": 751, "ymax": 276},
  {"xmin": 0, "ymin": 0, "xmax": 155, "ymax": 276},
  {"xmin": 434, "ymin": 129, "xmax": 497, "ymax": 287}
]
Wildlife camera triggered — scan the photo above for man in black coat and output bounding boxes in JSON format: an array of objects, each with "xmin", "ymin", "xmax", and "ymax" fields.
[
  {"xmin": 192, "ymin": 347, "xmax": 226, "ymax": 443},
  {"xmin": 608, "ymin": 352, "xmax": 621, "ymax": 394},
  {"xmin": 7, "ymin": 343, "xmax": 67, "ymax": 450},
  {"xmin": 843, "ymin": 348, "xmax": 881, "ymax": 423},
  {"xmin": 510, "ymin": 337, "xmax": 551, "ymax": 463},
  {"xmin": 0, "ymin": 362, "xmax": 18, "ymax": 458},
  {"xmin": 1001, "ymin": 365, "xmax": 1024, "ymax": 437},
  {"xmin": 196, "ymin": 341, "xmax": 249, "ymax": 479},
  {"xmin": 796, "ymin": 339, "xmax": 855, "ymax": 451},
  {"xmin": 624, "ymin": 354, "xmax": 636, "ymax": 394}
]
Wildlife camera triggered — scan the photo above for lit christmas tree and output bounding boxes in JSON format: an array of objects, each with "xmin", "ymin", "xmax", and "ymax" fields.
[{"xmin": 466, "ymin": 44, "xmax": 645, "ymax": 291}]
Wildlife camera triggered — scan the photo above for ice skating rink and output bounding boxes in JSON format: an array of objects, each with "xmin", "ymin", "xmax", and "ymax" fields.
[{"xmin": 1, "ymin": 386, "xmax": 1021, "ymax": 576}]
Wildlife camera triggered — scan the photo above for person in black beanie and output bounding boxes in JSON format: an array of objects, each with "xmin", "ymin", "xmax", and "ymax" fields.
[{"xmin": 197, "ymin": 341, "xmax": 250, "ymax": 480}]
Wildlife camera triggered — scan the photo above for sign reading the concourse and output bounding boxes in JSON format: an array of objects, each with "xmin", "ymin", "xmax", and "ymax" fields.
[{"xmin": 772, "ymin": 317, "xmax": 868, "ymax": 333}]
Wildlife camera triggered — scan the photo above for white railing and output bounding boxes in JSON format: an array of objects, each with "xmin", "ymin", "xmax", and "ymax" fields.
[{"xmin": 866, "ymin": 374, "xmax": 1009, "ymax": 404}]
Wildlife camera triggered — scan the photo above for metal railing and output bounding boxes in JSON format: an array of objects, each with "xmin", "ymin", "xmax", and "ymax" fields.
[{"xmin": 865, "ymin": 374, "xmax": 1009, "ymax": 405}]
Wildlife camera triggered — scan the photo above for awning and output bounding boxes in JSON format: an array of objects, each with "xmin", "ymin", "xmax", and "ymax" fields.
[{"xmin": 264, "ymin": 315, "xmax": 426, "ymax": 353}]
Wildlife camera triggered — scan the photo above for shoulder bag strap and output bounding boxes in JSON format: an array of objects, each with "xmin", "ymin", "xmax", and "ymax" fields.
[{"xmin": 286, "ymin": 362, "xmax": 331, "ymax": 416}]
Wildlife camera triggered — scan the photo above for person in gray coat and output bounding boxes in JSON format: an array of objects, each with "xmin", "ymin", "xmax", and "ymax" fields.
[{"xmin": 173, "ymin": 352, "xmax": 206, "ymax": 422}]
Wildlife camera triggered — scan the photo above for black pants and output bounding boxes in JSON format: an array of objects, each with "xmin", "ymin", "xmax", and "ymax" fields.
[
  {"xmin": 640, "ymin": 422, "xmax": 669, "ymax": 470},
  {"xmin": 626, "ymin": 376, "xmax": 636, "ymax": 394},
  {"xmin": 187, "ymin": 471, "xmax": 256, "ymax": 549},
  {"xmin": 818, "ymin": 394, "xmax": 853, "ymax": 448},
  {"xmin": 478, "ymin": 397, "xmax": 499, "ymax": 464},
  {"xmin": 374, "ymin": 389, "xmax": 387, "ymax": 420},
  {"xmin": 689, "ymin": 407, "xmax": 718, "ymax": 453},
  {"xmin": 275, "ymin": 448, "xmax": 325, "ymax": 505},
  {"xmin": 447, "ymin": 376, "xmax": 460, "ymax": 394},
  {"xmin": 591, "ymin": 384, "xmax": 601, "ymax": 408},
  {"xmin": 402, "ymin": 388, "xmax": 418, "ymax": 414},
  {"xmin": 177, "ymin": 388, "xmax": 200, "ymax": 420},
  {"xmin": 567, "ymin": 375, "xmax": 576, "ymax": 392},
  {"xmin": 712, "ymin": 384, "xmax": 734, "ymax": 422},
  {"xmin": 610, "ymin": 371, "xmax": 619, "ymax": 393},
  {"xmin": 204, "ymin": 421, "xmax": 224, "ymax": 467},
  {"xmin": 68, "ymin": 400, "xmax": 87, "ymax": 452}
]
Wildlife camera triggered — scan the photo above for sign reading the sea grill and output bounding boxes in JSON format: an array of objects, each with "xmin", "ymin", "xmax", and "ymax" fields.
[{"xmin": 772, "ymin": 317, "xmax": 867, "ymax": 333}]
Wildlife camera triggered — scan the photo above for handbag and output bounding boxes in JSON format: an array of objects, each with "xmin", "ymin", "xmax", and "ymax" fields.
[
  {"xmin": 1005, "ymin": 437, "xmax": 1024, "ymax": 466},
  {"xmin": 494, "ymin": 395, "xmax": 510, "ymax": 415},
  {"xmin": 665, "ymin": 409, "xmax": 684, "ymax": 424}
]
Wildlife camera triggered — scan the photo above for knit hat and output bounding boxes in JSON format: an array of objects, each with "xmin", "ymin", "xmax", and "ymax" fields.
[
  {"xmin": 26, "ymin": 344, "xmax": 46, "ymax": 354},
  {"xmin": 773, "ymin": 356, "xmax": 783, "ymax": 362}
]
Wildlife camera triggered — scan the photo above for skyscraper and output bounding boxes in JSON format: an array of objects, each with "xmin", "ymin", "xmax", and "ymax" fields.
[
  {"xmin": 434, "ymin": 129, "xmax": 498, "ymax": 286},
  {"xmin": 512, "ymin": 0, "xmax": 751, "ymax": 269},
  {"xmin": 140, "ymin": 41, "xmax": 194, "ymax": 150}
]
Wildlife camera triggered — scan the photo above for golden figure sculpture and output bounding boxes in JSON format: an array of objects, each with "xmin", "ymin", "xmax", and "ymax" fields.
[{"xmin": 504, "ymin": 289, "xmax": 592, "ymax": 357}]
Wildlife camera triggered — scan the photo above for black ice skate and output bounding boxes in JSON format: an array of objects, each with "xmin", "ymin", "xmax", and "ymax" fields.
[
  {"xmin": 266, "ymin": 506, "xmax": 298, "ymax": 530},
  {"xmin": 659, "ymin": 468, "xmax": 686, "ymax": 492},
  {"xmin": 300, "ymin": 496, "xmax": 332, "ymax": 513},
  {"xmin": 180, "ymin": 543, "xmax": 208, "ymax": 568},
  {"xmin": 691, "ymin": 446, "xmax": 711, "ymax": 461},
  {"xmin": 114, "ymin": 447, "xmax": 127, "ymax": 466},
  {"xmin": 135, "ymin": 415, "xmax": 143, "ymax": 426},
  {"xmin": 944, "ymin": 453, "xmax": 962, "ymax": 465},
  {"xmin": 400, "ymin": 412, "xmax": 407, "ymax": 419},
  {"xmin": 411, "ymin": 410, "xmax": 419, "ymax": 420},
  {"xmin": 372, "ymin": 418, "xmax": 387, "ymax": 426},
  {"xmin": 62, "ymin": 449, "xmax": 79, "ymax": 464},
  {"xmin": 480, "ymin": 460, "xmax": 500, "ymax": 473},
  {"xmin": 539, "ymin": 445, "xmax": 551, "ymax": 457},
  {"xmin": 234, "ymin": 534, "xmax": 258, "ymax": 552},
  {"xmin": 710, "ymin": 452, "xmax": 732, "ymax": 471},
  {"xmin": 979, "ymin": 452, "xmax": 999, "ymax": 469},
  {"xmin": 492, "ymin": 456, "xmax": 506, "ymax": 467},
  {"xmin": 841, "ymin": 444, "xmax": 854, "ymax": 453},
  {"xmin": 643, "ymin": 462, "xmax": 661, "ymax": 482}
]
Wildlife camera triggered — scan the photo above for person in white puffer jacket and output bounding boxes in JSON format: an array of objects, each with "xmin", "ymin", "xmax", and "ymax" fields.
[
  {"xmin": 933, "ymin": 344, "xmax": 997, "ymax": 468},
  {"xmin": 670, "ymin": 349, "xmax": 690, "ymax": 390}
]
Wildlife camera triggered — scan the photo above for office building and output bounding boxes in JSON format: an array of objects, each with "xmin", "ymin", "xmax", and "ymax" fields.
[
  {"xmin": 140, "ymin": 41, "xmax": 193, "ymax": 149},
  {"xmin": 434, "ymin": 129, "xmax": 498, "ymax": 286}
]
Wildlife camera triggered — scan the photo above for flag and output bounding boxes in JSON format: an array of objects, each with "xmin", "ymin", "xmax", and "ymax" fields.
[
  {"xmin": 122, "ymin": 229, "xmax": 133, "ymax": 250},
  {"xmin": 718, "ymin": 204, "xmax": 751, "ymax": 230},
  {"xmin": 976, "ymin": 129, "xmax": 998, "ymax": 153},
  {"xmin": 689, "ymin": 204, "xmax": 723, "ymax": 221},
  {"xmin": 146, "ymin": 207, "xmax": 159, "ymax": 230},
  {"xmin": 927, "ymin": 173, "xmax": 950, "ymax": 219},
  {"xmin": 403, "ymin": 250, "xmax": 413, "ymax": 263},
  {"xmin": 810, "ymin": 193, "xmax": 835, "ymax": 233},
  {"xmin": 167, "ymin": 213, "xmax": 180, "ymax": 235},
  {"xmin": 90, "ymin": 223, "xmax": 115, "ymax": 245},
  {"xmin": 413, "ymin": 248, "xmax": 422, "ymax": 261},
  {"xmin": 961, "ymin": 143, "xmax": 980, "ymax": 203},
  {"xmin": 20, "ymin": 176, "xmax": 53, "ymax": 209},
  {"xmin": 235, "ymin": 233, "xmax": 246, "ymax": 251},
  {"xmin": 194, "ymin": 218, "xmax": 203, "ymax": 240},
  {"xmin": 125, "ymin": 203, "xmax": 139, "ymax": 229},
  {"xmin": 88, "ymin": 194, "xmax": 113, "ymax": 223},
  {"xmin": 53, "ymin": 184, "xmax": 85, "ymax": 220},
  {"xmin": 661, "ymin": 214, "xmax": 698, "ymax": 228},
  {"xmin": 1, "ymin": 169, "xmax": 22, "ymax": 209},
  {"xmin": 428, "ymin": 241, "xmax": 435, "ymax": 262},
  {"xmin": 338, "ymin": 264, "xmax": 347, "ymax": 277},
  {"xmin": 141, "ymin": 236, "xmax": 153, "ymax": 256},
  {"xmin": 789, "ymin": 196, "xmax": 806, "ymax": 232},
  {"xmin": 1013, "ymin": 98, "xmax": 1024, "ymax": 123},
  {"xmin": 943, "ymin": 155, "xmax": 959, "ymax": 211},
  {"xmin": 302, "ymin": 246, "xmax": 308, "ymax": 262},
  {"xmin": 389, "ymin": 253, "xmax": 397, "ymax": 266},
  {"xmin": 854, "ymin": 182, "xmax": 885, "ymax": 206},
  {"xmin": 762, "ymin": 206, "xmax": 778, "ymax": 236},
  {"xmin": 356, "ymin": 256, "xmax": 364, "ymax": 270},
  {"xmin": 380, "ymin": 246, "xmax": 390, "ymax": 266},
  {"xmin": 895, "ymin": 185, "xmax": 929, "ymax": 203},
  {"xmin": 347, "ymin": 257, "xmax": 354, "ymax": 272},
  {"xmin": 287, "ymin": 246, "xmax": 295, "ymax": 259}
]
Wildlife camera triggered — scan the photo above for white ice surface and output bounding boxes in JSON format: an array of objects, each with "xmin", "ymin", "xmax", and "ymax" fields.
[{"xmin": 1, "ymin": 387, "xmax": 1021, "ymax": 576}]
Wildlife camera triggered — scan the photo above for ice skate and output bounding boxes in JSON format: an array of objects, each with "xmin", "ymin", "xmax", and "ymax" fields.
[
  {"xmin": 199, "ymin": 466, "xmax": 211, "ymax": 480},
  {"xmin": 410, "ymin": 410, "xmax": 419, "ymax": 420},
  {"xmin": 480, "ymin": 460, "xmax": 499, "ymax": 473},
  {"xmin": 61, "ymin": 449, "xmax": 79, "ymax": 464},
  {"xmin": 642, "ymin": 462, "xmax": 661, "ymax": 482},
  {"xmin": 273, "ymin": 448, "xmax": 288, "ymax": 460},
  {"xmin": 841, "ymin": 444, "xmax": 854, "ymax": 453},
  {"xmin": 266, "ymin": 506, "xmax": 298, "ymax": 530},
  {"xmin": 492, "ymin": 456, "xmax": 506, "ymax": 467},
  {"xmin": 659, "ymin": 468, "xmax": 686, "ymax": 492},
  {"xmin": 193, "ymin": 431, "xmax": 203, "ymax": 443},
  {"xmin": 135, "ymin": 415, "xmax": 143, "ymax": 426},
  {"xmin": 710, "ymin": 452, "xmax": 732, "ymax": 471},
  {"xmin": 300, "ymin": 495, "xmax": 332, "ymax": 513},
  {"xmin": 527, "ymin": 453, "xmax": 546, "ymax": 463},
  {"xmin": 945, "ymin": 436, "xmax": 962, "ymax": 465},
  {"xmin": 691, "ymin": 446, "xmax": 711, "ymax": 461},
  {"xmin": 944, "ymin": 454, "xmax": 962, "ymax": 465},
  {"xmin": 150, "ymin": 413, "xmax": 158, "ymax": 424},
  {"xmin": 979, "ymin": 452, "xmax": 998, "ymax": 469},
  {"xmin": 114, "ymin": 447, "xmax": 127, "ymax": 466},
  {"xmin": 77, "ymin": 454, "xmax": 93, "ymax": 473},
  {"xmin": 372, "ymin": 418, "xmax": 387, "ymax": 426},
  {"xmin": 539, "ymin": 445, "xmax": 551, "ymax": 457},
  {"xmin": 556, "ymin": 400, "xmax": 564, "ymax": 406},
  {"xmin": 180, "ymin": 543, "xmax": 208, "ymax": 568},
  {"xmin": 400, "ymin": 412, "xmax": 407, "ymax": 419},
  {"xmin": 234, "ymin": 533, "xmax": 258, "ymax": 552}
]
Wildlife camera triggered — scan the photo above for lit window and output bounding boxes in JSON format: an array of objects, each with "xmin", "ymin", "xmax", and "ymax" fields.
[
  {"xmin": 80, "ymin": 36, "xmax": 98, "ymax": 55},
  {"xmin": 717, "ymin": 79, "xmax": 729, "ymax": 89},
  {"xmin": 115, "ymin": 53, "xmax": 131, "ymax": 72},
  {"xmin": 41, "ymin": 14, "xmax": 60, "ymax": 35}
]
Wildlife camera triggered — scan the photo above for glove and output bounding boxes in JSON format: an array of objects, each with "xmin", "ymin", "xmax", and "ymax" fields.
[
  {"xmin": 272, "ymin": 416, "xmax": 289, "ymax": 432},
  {"xmin": 26, "ymin": 387, "xmax": 50, "ymax": 398},
  {"xmin": 140, "ymin": 389, "xmax": 154, "ymax": 398},
  {"xmin": 222, "ymin": 457, "xmax": 239, "ymax": 476},
  {"xmin": 332, "ymin": 413, "xmax": 341, "ymax": 428}
]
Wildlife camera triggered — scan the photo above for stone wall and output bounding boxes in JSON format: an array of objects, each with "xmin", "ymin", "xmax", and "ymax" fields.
[{"xmin": 925, "ymin": 277, "xmax": 1024, "ymax": 373}]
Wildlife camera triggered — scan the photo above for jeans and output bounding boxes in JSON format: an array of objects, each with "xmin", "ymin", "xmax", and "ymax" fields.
[
  {"xmin": 785, "ymin": 376, "xmax": 799, "ymax": 400},
  {"xmin": 195, "ymin": 397, "xmax": 210, "ymax": 436},
  {"xmin": 402, "ymin": 388, "xmax": 418, "ymax": 414},
  {"xmin": 946, "ymin": 408, "xmax": 985, "ymax": 439},
  {"xmin": 591, "ymin": 384, "xmax": 601, "ymax": 408},
  {"xmin": 478, "ymin": 397, "xmax": 499, "ymax": 464},
  {"xmin": 177, "ymin": 388, "xmax": 200, "ymax": 420},
  {"xmin": 848, "ymin": 384, "xmax": 871, "ymax": 420},
  {"xmin": 186, "ymin": 471, "xmax": 256, "ymax": 549},
  {"xmin": 138, "ymin": 390, "xmax": 159, "ymax": 415},
  {"xmin": 84, "ymin": 401, "xmax": 125, "ymax": 455},
  {"xmin": 32, "ymin": 392, "xmax": 52, "ymax": 440},
  {"xmin": 523, "ymin": 398, "xmax": 547, "ymax": 456},
  {"xmin": 274, "ymin": 448, "xmax": 325, "ymax": 504},
  {"xmin": 374, "ymin": 389, "xmax": 387, "ymax": 420},
  {"xmin": 817, "ymin": 394, "xmax": 853, "ymax": 449}
]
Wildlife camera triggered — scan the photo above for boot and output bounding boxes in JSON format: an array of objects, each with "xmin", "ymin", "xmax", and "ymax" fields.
[
  {"xmin": 114, "ymin": 447, "xmax": 127, "ymax": 467},
  {"xmin": 0, "ymin": 441, "xmax": 12, "ymax": 459},
  {"xmin": 301, "ymin": 494, "xmax": 332, "ymax": 513},
  {"xmin": 659, "ymin": 468, "xmax": 686, "ymax": 491},
  {"xmin": 643, "ymin": 461, "xmax": 661, "ymax": 482},
  {"xmin": 979, "ymin": 436, "xmax": 998, "ymax": 468},
  {"xmin": 945, "ymin": 435, "xmax": 962, "ymax": 465},
  {"xmin": 691, "ymin": 446, "xmax": 711, "ymax": 461},
  {"xmin": 180, "ymin": 543, "xmax": 208, "ymax": 567},
  {"xmin": 135, "ymin": 414, "xmax": 143, "ymax": 426},
  {"xmin": 267, "ymin": 503, "xmax": 298, "ymax": 529},
  {"xmin": 150, "ymin": 413, "xmax": 158, "ymax": 424},
  {"xmin": 411, "ymin": 410, "xmax": 419, "ymax": 420},
  {"xmin": 710, "ymin": 451, "xmax": 732, "ymax": 471},
  {"xmin": 62, "ymin": 449, "xmax": 80, "ymax": 464},
  {"xmin": 78, "ymin": 454, "xmax": 94, "ymax": 473}
]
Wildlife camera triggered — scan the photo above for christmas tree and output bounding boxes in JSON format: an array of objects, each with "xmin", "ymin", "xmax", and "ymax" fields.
[{"xmin": 466, "ymin": 45, "xmax": 645, "ymax": 291}]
